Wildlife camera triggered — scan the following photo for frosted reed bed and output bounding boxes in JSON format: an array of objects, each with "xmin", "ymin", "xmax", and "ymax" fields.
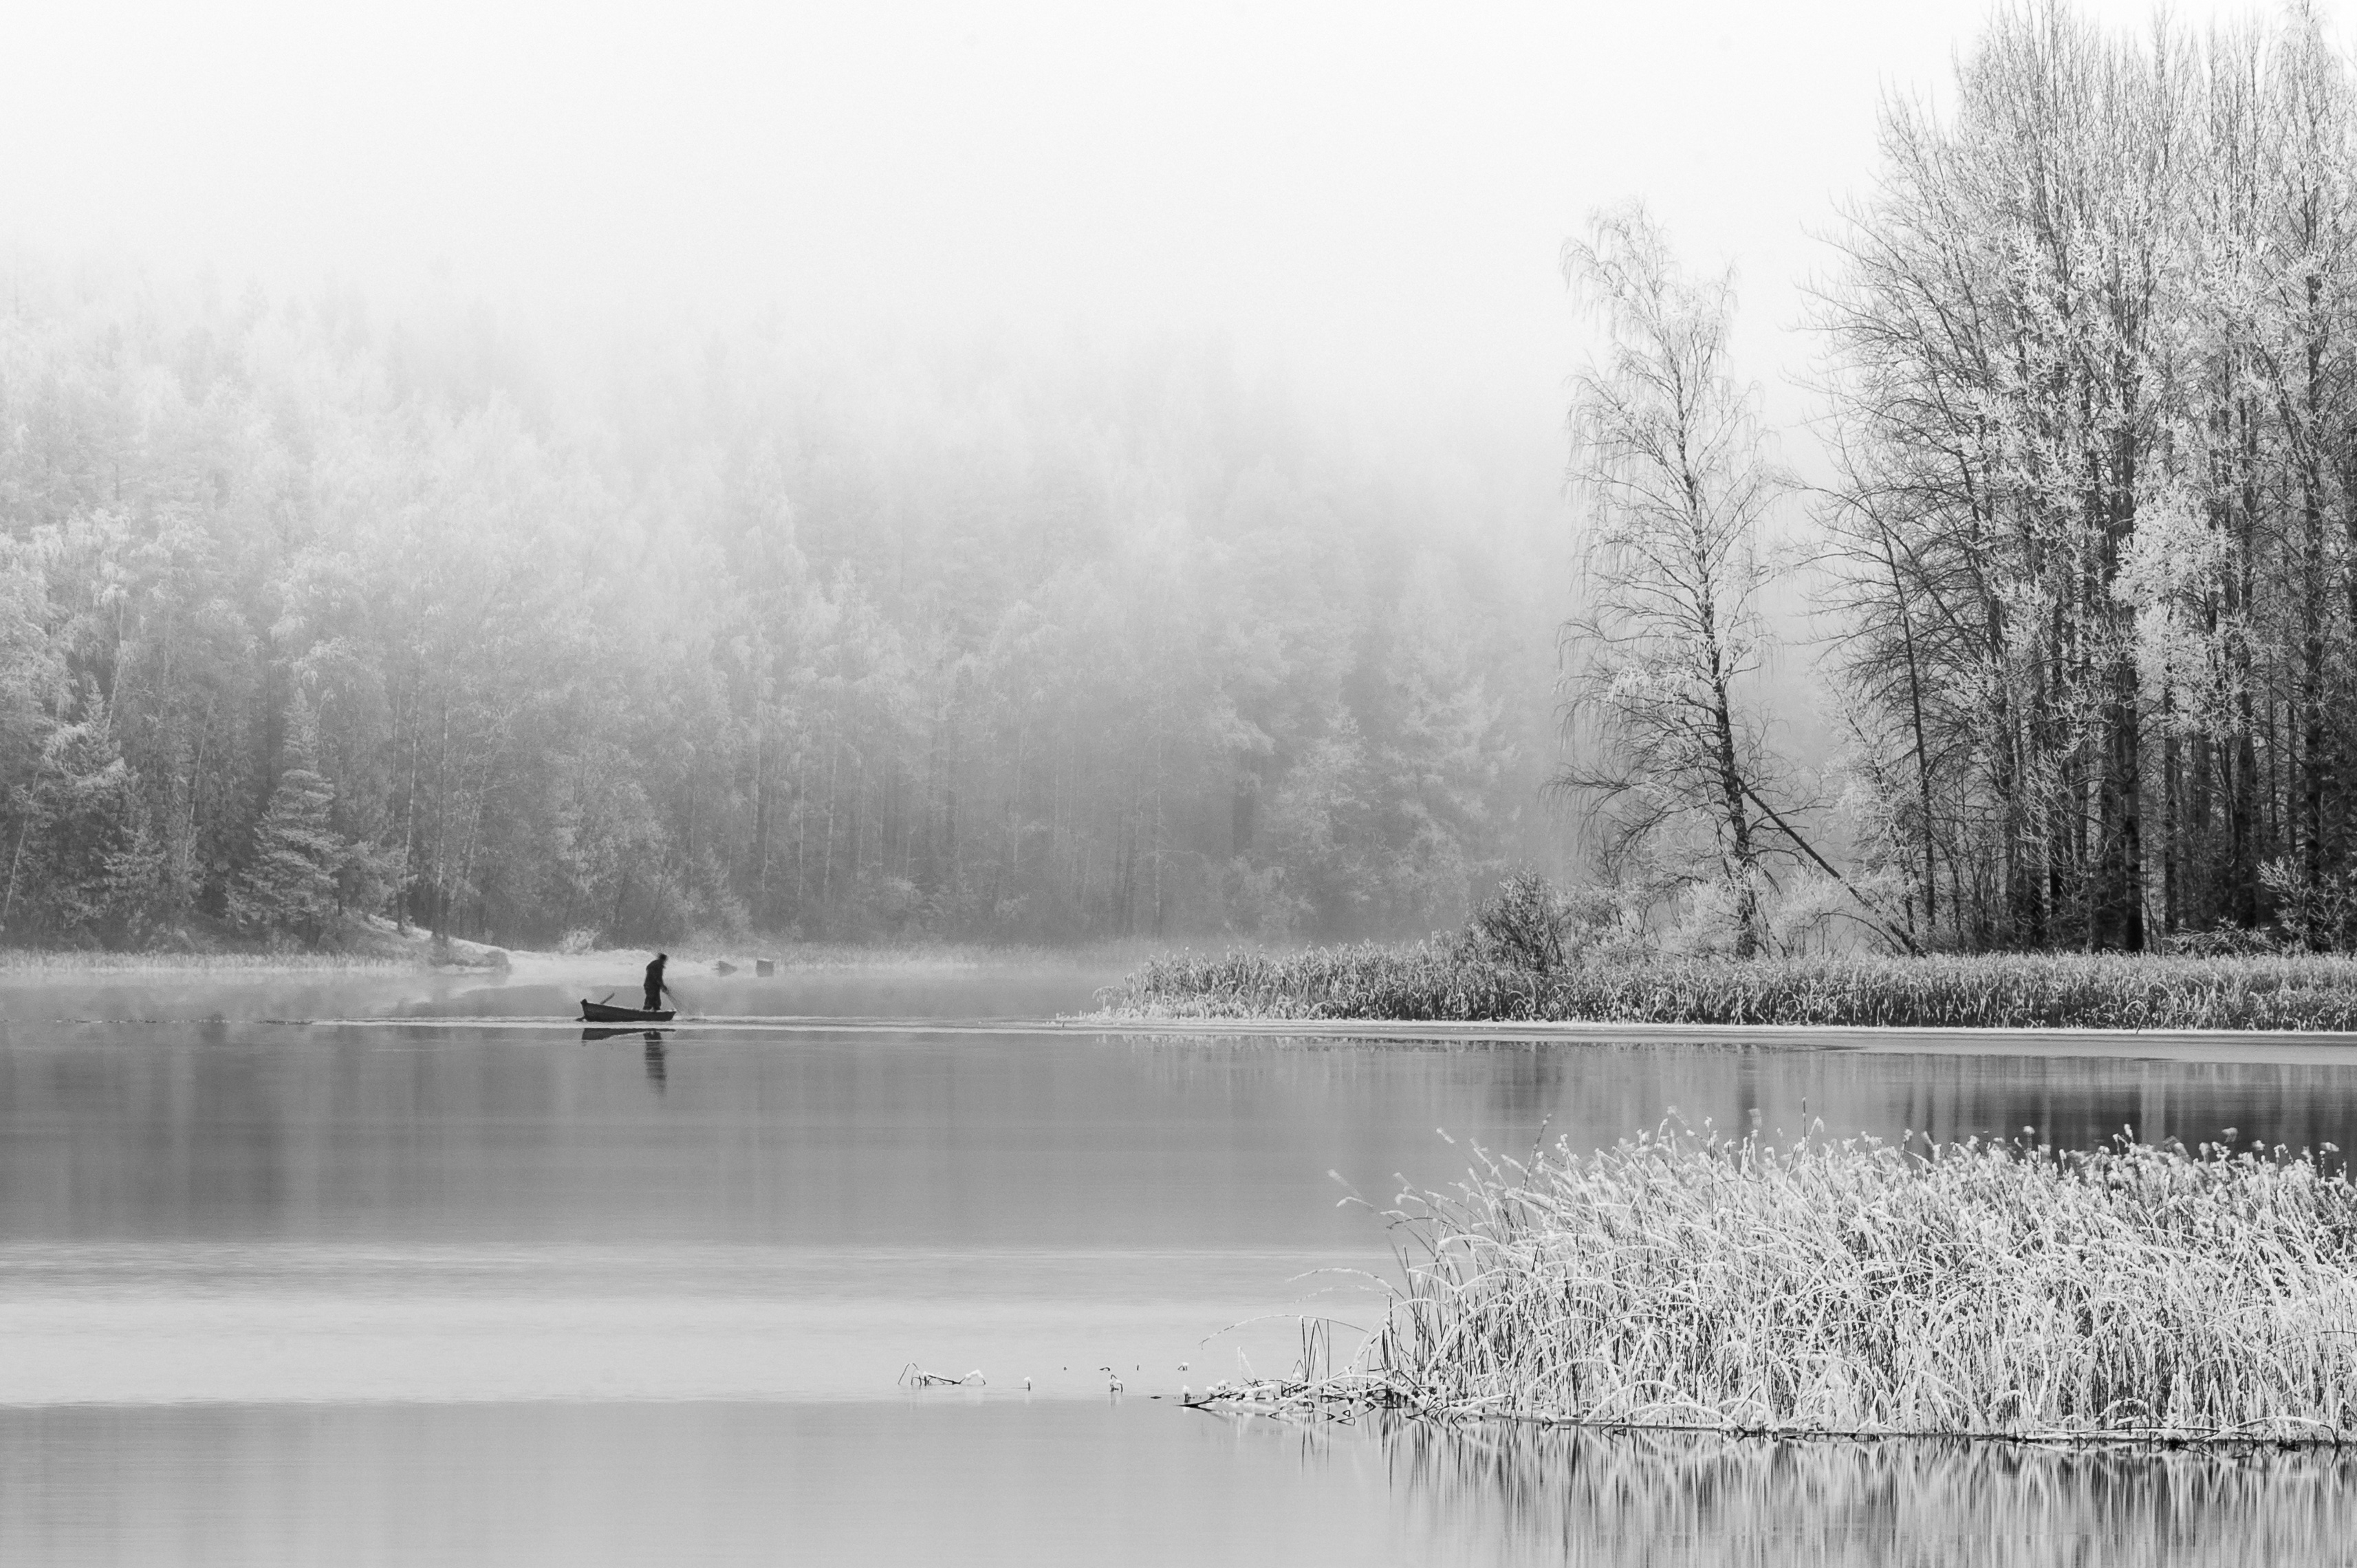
[
  {"xmin": 1206, "ymin": 1128, "xmax": 2357, "ymax": 1444},
  {"xmin": 1110, "ymin": 949, "xmax": 2357, "ymax": 1031}
]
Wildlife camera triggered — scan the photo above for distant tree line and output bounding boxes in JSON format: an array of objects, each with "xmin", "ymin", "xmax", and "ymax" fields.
[
  {"xmin": 1817, "ymin": 2, "xmax": 2357, "ymax": 952},
  {"xmin": 0, "ymin": 272, "xmax": 1563, "ymax": 948}
]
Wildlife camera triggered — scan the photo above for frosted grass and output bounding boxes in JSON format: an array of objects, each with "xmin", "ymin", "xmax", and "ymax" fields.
[
  {"xmin": 1111, "ymin": 948, "xmax": 2357, "ymax": 1031},
  {"xmin": 1206, "ymin": 1127, "xmax": 2357, "ymax": 1444}
]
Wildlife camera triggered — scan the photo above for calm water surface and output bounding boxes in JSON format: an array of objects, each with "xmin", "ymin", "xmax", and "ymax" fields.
[{"xmin": 4, "ymin": 963, "xmax": 2357, "ymax": 1565}]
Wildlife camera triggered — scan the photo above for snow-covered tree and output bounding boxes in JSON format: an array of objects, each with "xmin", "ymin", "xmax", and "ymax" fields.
[{"xmin": 1558, "ymin": 204, "xmax": 1785, "ymax": 957}]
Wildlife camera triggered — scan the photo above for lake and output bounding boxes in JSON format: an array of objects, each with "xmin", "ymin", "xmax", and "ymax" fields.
[{"xmin": 2, "ymin": 961, "xmax": 2356, "ymax": 1565}]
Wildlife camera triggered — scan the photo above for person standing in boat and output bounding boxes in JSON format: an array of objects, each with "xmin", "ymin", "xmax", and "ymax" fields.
[{"xmin": 643, "ymin": 952, "xmax": 674, "ymax": 1014}]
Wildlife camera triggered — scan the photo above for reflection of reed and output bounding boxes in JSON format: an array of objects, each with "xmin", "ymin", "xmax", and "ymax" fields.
[
  {"xmin": 1306, "ymin": 1416, "xmax": 2357, "ymax": 1567},
  {"xmin": 1119, "ymin": 1036, "xmax": 2357, "ymax": 1169}
]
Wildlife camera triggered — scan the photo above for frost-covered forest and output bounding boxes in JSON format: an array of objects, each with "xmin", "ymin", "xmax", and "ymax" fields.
[
  {"xmin": 1513, "ymin": 3, "xmax": 2357, "ymax": 962},
  {"xmin": 19, "ymin": 1, "xmax": 2357, "ymax": 958},
  {"xmin": 0, "ymin": 268, "xmax": 1566, "ymax": 948},
  {"xmin": 1818, "ymin": 6, "xmax": 2357, "ymax": 952}
]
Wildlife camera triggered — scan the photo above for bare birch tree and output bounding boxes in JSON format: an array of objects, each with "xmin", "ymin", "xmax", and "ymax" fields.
[{"xmin": 1558, "ymin": 204, "xmax": 1783, "ymax": 957}]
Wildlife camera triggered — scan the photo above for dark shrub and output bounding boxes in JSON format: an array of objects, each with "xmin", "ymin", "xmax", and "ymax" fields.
[{"xmin": 1459, "ymin": 869, "xmax": 1574, "ymax": 974}]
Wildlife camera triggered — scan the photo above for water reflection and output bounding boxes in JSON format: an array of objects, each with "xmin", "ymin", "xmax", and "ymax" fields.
[
  {"xmin": 3, "ymin": 1395, "xmax": 2349, "ymax": 1567},
  {"xmin": 1127, "ymin": 1036, "xmax": 2357, "ymax": 1187},
  {"xmin": 0, "ymin": 962, "xmax": 1125, "ymax": 1027},
  {"xmin": 578, "ymin": 1025, "xmax": 671, "ymax": 1092},
  {"xmin": 10, "ymin": 979, "xmax": 2357, "ymax": 1563},
  {"xmin": 6, "ymin": 1023, "xmax": 2357, "ymax": 1252},
  {"xmin": 0, "ymin": 1401, "xmax": 1413, "ymax": 1568},
  {"xmin": 1279, "ymin": 1415, "xmax": 2357, "ymax": 1567}
]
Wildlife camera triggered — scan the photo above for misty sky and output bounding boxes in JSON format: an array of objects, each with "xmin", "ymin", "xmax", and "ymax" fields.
[{"xmin": 0, "ymin": 0, "xmax": 2291, "ymax": 459}]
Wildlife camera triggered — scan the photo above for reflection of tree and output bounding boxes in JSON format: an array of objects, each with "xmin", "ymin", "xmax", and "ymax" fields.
[
  {"xmin": 1133, "ymin": 1038, "xmax": 2357, "ymax": 1177},
  {"xmin": 1290, "ymin": 1415, "xmax": 2357, "ymax": 1567},
  {"xmin": 1481, "ymin": 1043, "xmax": 1566, "ymax": 1129}
]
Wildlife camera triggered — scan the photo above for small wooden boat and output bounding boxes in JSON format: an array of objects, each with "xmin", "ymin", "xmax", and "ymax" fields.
[{"xmin": 580, "ymin": 999, "xmax": 677, "ymax": 1023}]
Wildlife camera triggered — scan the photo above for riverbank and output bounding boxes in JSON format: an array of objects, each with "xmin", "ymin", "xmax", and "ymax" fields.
[
  {"xmin": 0, "ymin": 933, "xmax": 1158, "ymax": 981},
  {"xmin": 1202, "ymin": 1127, "xmax": 2357, "ymax": 1444},
  {"xmin": 0, "ymin": 917, "xmax": 512, "ymax": 975},
  {"xmin": 1103, "ymin": 947, "xmax": 2357, "ymax": 1032},
  {"xmin": 607, "ymin": 940, "xmax": 1163, "ymax": 974},
  {"xmin": 0, "ymin": 950, "xmax": 426, "ymax": 975}
]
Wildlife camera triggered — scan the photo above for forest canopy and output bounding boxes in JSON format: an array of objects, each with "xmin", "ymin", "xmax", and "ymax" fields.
[
  {"xmin": 1816, "ymin": 1, "xmax": 2357, "ymax": 953},
  {"xmin": 0, "ymin": 267, "xmax": 1567, "ymax": 948}
]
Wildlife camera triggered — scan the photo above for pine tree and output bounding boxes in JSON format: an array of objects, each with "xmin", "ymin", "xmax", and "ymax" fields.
[{"xmin": 229, "ymin": 702, "xmax": 344, "ymax": 944}]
